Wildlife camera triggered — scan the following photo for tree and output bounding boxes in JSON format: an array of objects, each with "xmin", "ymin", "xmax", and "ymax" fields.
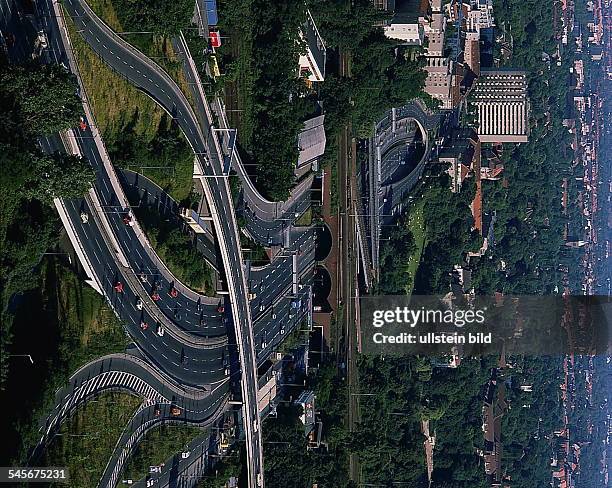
[
  {"xmin": 25, "ymin": 153, "xmax": 94, "ymax": 204},
  {"xmin": 111, "ymin": 0, "xmax": 194, "ymax": 34},
  {"xmin": 1, "ymin": 64, "xmax": 81, "ymax": 137}
]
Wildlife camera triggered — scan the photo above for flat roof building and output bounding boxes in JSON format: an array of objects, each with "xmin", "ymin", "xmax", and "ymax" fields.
[
  {"xmin": 298, "ymin": 10, "xmax": 326, "ymax": 82},
  {"xmin": 383, "ymin": 0, "xmax": 427, "ymax": 45},
  {"xmin": 470, "ymin": 69, "xmax": 530, "ymax": 143}
]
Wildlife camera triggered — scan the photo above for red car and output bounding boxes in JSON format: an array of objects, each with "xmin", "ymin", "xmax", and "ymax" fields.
[
  {"xmin": 168, "ymin": 287, "xmax": 178, "ymax": 298},
  {"xmin": 79, "ymin": 117, "xmax": 87, "ymax": 131},
  {"xmin": 140, "ymin": 321, "xmax": 149, "ymax": 331},
  {"xmin": 217, "ymin": 304, "xmax": 224, "ymax": 313},
  {"xmin": 114, "ymin": 281, "xmax": 124, "ymax": 293},
  {"xmin": 151, "ymin": 291, "xmax": 160, "ymax": 301}
]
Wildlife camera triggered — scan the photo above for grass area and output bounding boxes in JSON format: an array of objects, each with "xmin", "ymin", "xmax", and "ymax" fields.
[
  {"xmin": 9, "ymin": 257, "xmax": 131, "ymax": 462},
  {"xmin": 134, "ymin": 204, "xmax": 215, "ymax": 294},
  {"xmin": 64, "ymin": 8, "xmax": 194, "ymax": 201},
  {"xmin": 195, "ymin": 448, "xmax": 242, "ymax": 488},
  {"xmin": 87, "ymin": 0, "xmax": 196, "ymax": 115},
  {"xmin": 40, "ymin": 392, "xmax": 142, "ymax": 488},
  {"xmin": 294, "ymin": 206, "xmax": 312, "ymax": 227},
  {"xmin": 53, "ymin": 257, "xmax": 131, "ymax": 363},
  {"xmin": 122, "ymin": 424, "xmax": 202, "ymax": 481},
  {"xmin": 404, "ymin": 200, "xmax": 426, "ymax": 295}
]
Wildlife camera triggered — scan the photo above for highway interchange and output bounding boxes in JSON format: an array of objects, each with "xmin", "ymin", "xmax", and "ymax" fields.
[
  {"xmin": 0, "ymin": 0, "xmax": 317, "ymax": 486},
  {"xmin": 1, "ymin": 0, "xmax": 439, "ymax": 485}
]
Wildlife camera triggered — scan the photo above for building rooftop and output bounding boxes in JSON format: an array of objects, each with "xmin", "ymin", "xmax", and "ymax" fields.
[
  {"xmin": 390, "ymin": 0, "xmax": 427, "ymax": 23},
  {"xmin": 298, "ymin": 115, "xmax": 326, "ymax": 167}
]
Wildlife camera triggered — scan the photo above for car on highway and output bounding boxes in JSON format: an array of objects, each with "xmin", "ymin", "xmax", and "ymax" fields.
[
  {"xmin": 149, "ymin": 466, "xmax": 162, "ymax": 474},
  {"xmin": 168, "ymin": 287, "xmax": 178, "ymax": 298},
  {"xmin": 37, "ymin": 30, "xmax": 48, "ymax": 49},
  {"xmin": 140, "ymin": 320, "xmax": 149, "ymax": 331},
  {"xmin": 181, "ymin": 451, "xmax": 190, "ymax": 459},
  {"xmin": 136, "ymin": 298, "xmax": 143, "ymax": 310},
  {"xmin": 80, "ymin": 211, "xmax": 89, "ymax": 223},
  {"xmin": 170, "ymin": 406, "xmax": 181, "ymax": 416},
  {"xmin": 151, "ymin": 290, "xmax": 160, "ymax": 301},
  {"xmin": 122, "ymin": 213, "xmax": 134, "ymax": 226},
  {"xmin": 154, "ymin": 406, "xmax": 161, "ymax": 417},
  {"xmin": 114, "ymin": 281, "xmax": 124, "ymax": 293},
  {"xmin": 156, "ymin": 324, "xmax": 165, "ymax": 337},
  {"xmin": 217, "ymin": 303, "xmax": 224, "ymax": 313},
  {"xmin": 146, "ymin": 480, "xmax": 156, "ymax": 487},
  {"xmin": 78, "ymin": 116, "xmax": 87, "ymax": 131}
]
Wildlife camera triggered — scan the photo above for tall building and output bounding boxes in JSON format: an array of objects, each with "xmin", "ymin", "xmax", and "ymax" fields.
[{"xmin": 470, "ymin": 69, "xmax": 530, "ymax": 143}]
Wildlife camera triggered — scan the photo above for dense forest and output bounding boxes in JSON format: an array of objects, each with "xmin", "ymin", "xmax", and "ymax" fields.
[
  {"xmin": 0, "ymin": 61, "xmax": 94, "ymax": 389},
  {"xmin": 216, "ymin": 0, "xmax": 425, "ymax": 200},
  {"xmin": 472, "ymin": 0, "xmax": 574, "ymax": 294}
]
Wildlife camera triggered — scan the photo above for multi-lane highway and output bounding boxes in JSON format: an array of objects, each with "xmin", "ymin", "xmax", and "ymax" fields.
[{"xmin": 0, "ymin": 0, "xmax": 320, "ymax": 484}]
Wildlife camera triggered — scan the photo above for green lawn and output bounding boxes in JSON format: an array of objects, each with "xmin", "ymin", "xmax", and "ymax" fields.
[
  {"xmin": 122, "ymin": 424, "xmax": 203, "ymax": 481},
  {"xmin": 404, "ymin": 200, "xmax": 426, "ymax": 295},
  {"xmin": 40, "ymin": 392, "xmax": 142, "ymax": 488},
  {"xmin": 64, "ymin": 8, "xmax": 194, "ymax": 201},
  {"xmin": 294, "ymin": 206, "xmax": 313, "ymax": 227}
]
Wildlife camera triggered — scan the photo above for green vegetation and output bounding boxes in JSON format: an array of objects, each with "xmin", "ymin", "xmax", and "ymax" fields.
[
  {"xmin": 122, "ymin": 424, "xmax": 202, "ymax": 481},
  {"xmin": 6, "ymin": 259, "xmax": 130, "ymax": 463},
  {"xmin": 414, "ymin": 174, "xmax": 481, "ymax": 293},
  {"xmin": 500, "ymin": 357, "xmax": 564, "ymax": 487},
  {"xmin": 379, "ymin": 171, "xmax": 481, "ymax": 295},
  {"xmin": 354, "ymin": 356, "xmax": 495, "ymax": 487},
  {"xmin": 218, "ymin": 0, "xmax": 317, "ymax": 200},
  {"xmin": 0, "ymin": 59, "xmax": 94, "ymax": 390},
  {"xmin": 106, "ymin": 0, "xmax": 193, "ymax": 34},
  {"xmin": 134, "ymin": 204, "xmax": 215, "ymax": 294},
  {"xmin": 40, "ymin": 392, "xmax": 142, "ymax": 488},
  {"xmin": 195, "ymin": 448, "xmax": 242, "ymax": 488},
  {"xmin": 315, "ymin": 3, "xmax": 426, "ymax": 137},
  {"xmin": 294, "ymin": 207, "xmax": 313, "ymax": 227},
  {"xmin": 64, "ymin": 11, "xmax": 194, "ymax": 201},
  {"xmin": 216, "ymin": 0, "xmax": 426, "ymax": 200},
  {"xmin": 470, "ymin": 0, "xmax": 574, "ymax": 294},
  {"xmin": 255, "ymin": 358, "xmax": 350, "ymax": 487},
  {"xmin": 378, "ymin": 199, "xmax": 427, "ymax": 295}
]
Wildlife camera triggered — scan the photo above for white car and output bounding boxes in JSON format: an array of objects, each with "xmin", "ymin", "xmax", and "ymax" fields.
[
  {"xmin": 80, "ymin": 212, "xmax": 89, "ymax": 224},
  {"xmin": 181, "ymin": 451, "xmax": 191, "ymax": 459},
  {"xmin": 135, "ymin": 298, "xmax": 143, "ymax": 310},
  {"xmin": 156, "ymin": 324, "xmax": 165, "ymax": 337},
  {"xmin": 146, "ymin": 480, "xmax": 156, "ymax": 487},
  {"xmin": 149, "ymin": 466, "xmax": 162, "ymax": 474}
]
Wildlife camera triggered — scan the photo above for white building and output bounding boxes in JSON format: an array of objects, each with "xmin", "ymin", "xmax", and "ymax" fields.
[{"xmin": 298, "ymin": 10, "xmax": 326, "ymax": 82}]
